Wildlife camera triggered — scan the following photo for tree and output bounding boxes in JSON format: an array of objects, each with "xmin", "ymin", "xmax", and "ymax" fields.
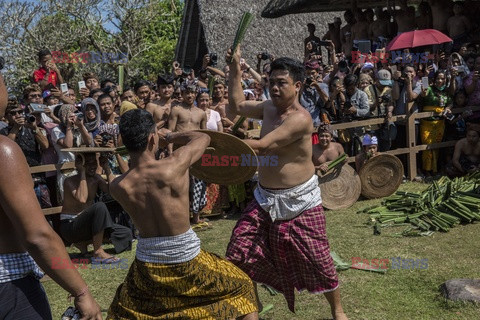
[{"xmin": 0, "ymin": 0, "xmax": 183, "ymax": 96}]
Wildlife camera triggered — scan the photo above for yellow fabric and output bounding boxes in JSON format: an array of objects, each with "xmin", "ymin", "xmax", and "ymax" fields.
[
  {"xmin": 119, "ymin": 101, "xmax": 138, "ymax": 116},
  {"xmin": 107, "ymin": 249, "xmax": 258, "ymax": 320},
  {"xmin": 420, "ymin": 106, "xmax": 445, "ymax": 172}
]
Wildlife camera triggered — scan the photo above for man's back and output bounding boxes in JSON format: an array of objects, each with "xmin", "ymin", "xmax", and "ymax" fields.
[{"xmin": 111, "ymin": 156, "xmax": 191, "ymax": 238}]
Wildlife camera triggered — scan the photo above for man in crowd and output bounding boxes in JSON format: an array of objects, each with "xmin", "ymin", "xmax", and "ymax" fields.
[
  {"xmin": 390, "ymin": 0, "xmax": 416, "ymax": 34},
  {"xmin": 304, "ymin": 23, "xmax": 322, "ymax": 59},
  {"xmin": 107, "ymin": 109, "xmax": 259, "ymax": 319},
  {"xmin": 168, "ymin": 83, "xmax": 208, "ymax": 225},
  {"xmin": 344, "ymin": 74, "xmax": 369, "ymax": 118},
  {"xmin": 60, "ymin": 152, "xmax": 132, "ymax": 261},
  {"xmin": 0, "ymin": 72, "xmax": 101, "ymax": 319},
  {"xmin": 448, "ymin": 125, "xmax": 480, "ymax": 176},
  {"xmin": 98, "ymin": 93, "xmax": 119, "ymax": 125},
  {"xmin": 134, "ymin": 80, "xmax": 152, "ymax": 109},
  {"xmin": 33, "ymin": 49, "xmax": 64, "ymax": 88},
  {"xmin": 301, "ymin": 60, "xmax": 329, "ymax": 127},
  {"xmin": 312, "ymin": 123, "xmax": 346, "ymax": 173},
  {"xmin": 146, "ymin": 74, "xmax": 175, "ymax": 128},
  {"xmin": 80, "ymin": 72, "xmax": 101, "ymax": 99},
  {"xmin": 225, "ymin": 47, "xmax": 347, "ymax": 319},
  {"xmin": 340, "ymin": 9, "xmax": 356, "ymax": 57}
]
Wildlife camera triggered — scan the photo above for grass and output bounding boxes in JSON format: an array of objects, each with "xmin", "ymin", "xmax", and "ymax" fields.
[{"xmin": 43, "ymin": 182, "xmax": 480, "ymax": 319}]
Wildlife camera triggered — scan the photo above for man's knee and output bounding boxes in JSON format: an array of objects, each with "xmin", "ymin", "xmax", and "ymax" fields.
[{"xmin": 91, "ymin": 202, "xmax": 109, "ymax": 215}]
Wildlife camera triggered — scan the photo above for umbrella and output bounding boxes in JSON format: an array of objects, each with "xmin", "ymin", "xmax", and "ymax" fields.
[{"xmin": 386, "ymin": 29, "xmax": 452, "ymax": 51}]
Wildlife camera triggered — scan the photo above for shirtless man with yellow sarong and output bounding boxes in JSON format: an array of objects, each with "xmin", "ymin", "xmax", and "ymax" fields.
[{"xmin": 107, "ymin": 109, "xmax": 258, "ymax": 320}]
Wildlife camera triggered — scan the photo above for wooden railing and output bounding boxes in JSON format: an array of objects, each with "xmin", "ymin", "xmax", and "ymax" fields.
[
  {"xmin": 249, "ymin": 105, "xmax": 480, "ymax": 181},
  {"xmin": 32, "ymin": 105, "xmax": 480, "ymax": 214}
]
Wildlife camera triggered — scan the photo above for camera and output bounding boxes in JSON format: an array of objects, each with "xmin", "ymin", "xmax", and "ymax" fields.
[
  {"xmin": 101, "ymin": 133, "xmax": 114, "ymax": 146},
  {"xmin": 209, "ymin": 53, "xmax": 218, "ymax": 67},
  {"xmin": 305, "ymin": 77, "xmax": 313, "ymax": 86},
  {"xmin": 27, "ymin": 115, "xmax": 36, "ymax": 123},
  {"xmin": 259, "ymin": 52, "xmax": 272, "ymax": 60},
  {"xmin": 74, "ymin": 112, "xmax": 84, "ymax": 121},
  {"xmin": 310, "ymin": 41, "xmax": 321, "ymax": 54},
  {"xmin": 182, "ymin": 66, "xmax": 192, "ymax": 76},
  {"xmin": 380, "ymin": 94, "xmax": 392, "ymax": 103},
  {"xmin": 29, "ymin": 103, "xmax": 46, "ymax": 114}
]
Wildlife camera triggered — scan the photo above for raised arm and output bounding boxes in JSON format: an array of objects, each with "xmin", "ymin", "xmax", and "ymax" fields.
[
  {"xmin": 226, "ymin": 47, "xmax": 264, "ymax": 120},
  {"xmin": 163, "ymin": 131, "xmax": 211, "ymax": 172},
  {"xmin": 0, "ymin": 138, "xmax": 101, "ymax": 319}
]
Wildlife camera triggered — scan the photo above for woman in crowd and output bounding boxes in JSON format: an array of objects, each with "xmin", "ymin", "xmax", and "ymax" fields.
[{"xmin": 418, "ymin": 70, "xmax": 453, "ymax": 176}]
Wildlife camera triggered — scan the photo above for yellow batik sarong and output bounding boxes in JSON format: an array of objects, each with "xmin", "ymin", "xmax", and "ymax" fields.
[
  {"xmin": 420, "ymin": 106, "xmax": 446, "ymax": 173},
  {"xmin": 107, "ymin": 249, "xmax": 258, "ymax": 320}
]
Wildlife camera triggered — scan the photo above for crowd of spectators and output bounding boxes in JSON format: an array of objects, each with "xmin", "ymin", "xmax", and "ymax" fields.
[{"xmin": 2, "ymin": 1, "xmax": 480, "ymax": 245}]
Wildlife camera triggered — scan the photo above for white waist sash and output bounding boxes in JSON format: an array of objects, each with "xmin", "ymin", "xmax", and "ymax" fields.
[
  {"xmin": 136, "ymin": 228, "xmax": 201, "ymax": 264},
  {"xmin": 254, "ymin": 174, "xmax": 322, "ymax": 222}
]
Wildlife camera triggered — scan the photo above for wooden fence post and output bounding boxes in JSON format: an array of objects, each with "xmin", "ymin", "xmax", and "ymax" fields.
[{"xmin": 406, "ymin": 107, "xmax": 417, "ymax": 181}]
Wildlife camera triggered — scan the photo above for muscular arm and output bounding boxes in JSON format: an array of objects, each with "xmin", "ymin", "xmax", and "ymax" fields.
[
  {"xmin": 227, "ymin": 48, "xmax": 264, "ymax": 120},
  {"xmin": 167, "ymin": 131, "xmax": 211, "ymax": 174},
  {"xmin": 246, "ymin": 111, "xmax": 312, "ymax": 154},
  {"xmin": 0, "ymin": 138, "xmax": 97, "ymax": 306},
  {"xmin": 65, "ymin": 170, "xmax": 89, "ymax": 204},
  {"xmin": 167, "ymin": 107, "xmax": 179, "ymax": 132}
]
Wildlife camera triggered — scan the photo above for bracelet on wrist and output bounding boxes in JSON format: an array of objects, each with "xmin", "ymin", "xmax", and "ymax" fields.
[{"xmin": 68, "ymin": 286, "xmax": 88, "ymax": 302}]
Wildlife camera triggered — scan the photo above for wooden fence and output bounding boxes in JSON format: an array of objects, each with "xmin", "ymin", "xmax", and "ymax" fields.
[{"xmin": 30, "ymin": 105, "xmax": 480, "ymax": 215}]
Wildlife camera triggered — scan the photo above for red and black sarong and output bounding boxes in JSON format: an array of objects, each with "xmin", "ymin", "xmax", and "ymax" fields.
[{"xmin": 226, "ymin": 200, "xmax": 339, "ymax": 312}]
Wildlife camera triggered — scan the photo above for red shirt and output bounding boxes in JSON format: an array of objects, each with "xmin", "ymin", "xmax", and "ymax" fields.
[{"xmin": 33, "ymin": 67, "xmax": 58, "ymax": 87}]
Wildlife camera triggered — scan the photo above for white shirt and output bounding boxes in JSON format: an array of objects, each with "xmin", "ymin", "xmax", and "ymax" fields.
[
  {"xmin": 51, "ymin": 126, "xmax": 76, "ymax": 163},
  {"xmin": 206, "ymin": 109, "xmax": 221, "ymax": 131}
]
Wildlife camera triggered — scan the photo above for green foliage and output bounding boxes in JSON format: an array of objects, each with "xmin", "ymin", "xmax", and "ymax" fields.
[{"xmin": 127, "ymin": 0, "xmax": 184, "ymax": 82}]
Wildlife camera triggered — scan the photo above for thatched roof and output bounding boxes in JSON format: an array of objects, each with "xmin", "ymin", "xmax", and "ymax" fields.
[
  {"xmin": 261, "ymin": 0, "xmax": 424, "ymax": 18},
  {"xmin": 175, "ymin": 0, "xmax": 341, "ymax": 71}
]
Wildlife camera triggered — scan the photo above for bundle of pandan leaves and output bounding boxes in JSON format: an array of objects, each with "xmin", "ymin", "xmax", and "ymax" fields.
[{"xmin": 358, "ymin": 172, "xmax": 480, "ymax": 236}]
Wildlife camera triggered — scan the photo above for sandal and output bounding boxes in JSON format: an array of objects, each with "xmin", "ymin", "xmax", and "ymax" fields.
[{"xmin": 91, "ymin": 256, "xmax": 121, "ymax": 264}]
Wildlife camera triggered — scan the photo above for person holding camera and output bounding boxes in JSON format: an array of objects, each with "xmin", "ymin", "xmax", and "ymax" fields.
[
  {"xmin": 33, "ymin": 49, "xmax": 64, "ymax": 89},
  {"xmin": 364, "ymin": 69, "xmax": 394, "ymax": 151},
  {"xmin": 0, "ymin": 102, "xmax": 48, "ymax": 166},
  {"xmin": 300, "ymin": 60, "xmax": 329, "ymax": 127},
  {"xmin": 304, "ymin": 23, "xmax": 322, "ymax": 60}
]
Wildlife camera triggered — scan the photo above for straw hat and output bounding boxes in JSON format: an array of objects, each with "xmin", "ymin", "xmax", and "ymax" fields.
[
  {"xmin": 189, "ymin": 130, "xmax": 257, "ymax": 185},
  {"xmin": 317, "ymin": 163, "xmax": 361, "ymax": 210},
  {"xmin": 359, "ymin": 154, "xmax": 403, "ymax": 199}
]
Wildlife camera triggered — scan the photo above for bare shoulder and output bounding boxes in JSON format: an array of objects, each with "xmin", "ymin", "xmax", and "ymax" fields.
[
  {"xmin": 0, "ymin": 136, "xmax": 24, "ymax": 173},
  {"xmin": 287, "ymin": 107, "xmax": 314, "ymax": 128}
]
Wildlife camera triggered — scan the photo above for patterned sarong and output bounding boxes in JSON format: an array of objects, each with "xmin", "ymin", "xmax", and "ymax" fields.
[
  {"xmin": 189, "ymin": 176, "xmax": 207, "ymax": 214},
  {"xmin": 200, "ymin": 183, "xmax": 229, "ymax": 216},
  {"xmin": 107, "ymin": 250, "xmax": 258, "ymax": 319},
  {"xmin": 226, "ymin": 200, "xmax": 339, "ymax": 312}
]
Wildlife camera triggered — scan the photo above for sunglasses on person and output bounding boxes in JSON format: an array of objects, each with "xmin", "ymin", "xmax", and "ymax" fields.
[
  {"xmin": 9, "ymin": 110, "xmax": 24, "ymax": 116},
  {"xmin": 29, "ymin": 94, "xmax": 42, "ymax": 99}
]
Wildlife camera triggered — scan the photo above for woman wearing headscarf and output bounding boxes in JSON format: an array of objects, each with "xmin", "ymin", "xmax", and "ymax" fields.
[{"xmin": 80, "ymin": 97, "xmax": 101, "ymax": 141}]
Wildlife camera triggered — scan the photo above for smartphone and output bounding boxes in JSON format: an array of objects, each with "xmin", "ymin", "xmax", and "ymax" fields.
[
  {"xmin": 422, "ymin": 77, "xmax": 429, "ymax": 89},
  {"xmin": 318, "ymin": 40, "xmax": 331, "ymax": 46},
  {"xmin": 445, "ymin": 113, "xmax": 455, "ymax": 121},
  {"xmin": 78, "ymin": 81, "xmax": 86, "ymax": 90},
  {"xmin": 60, "ymin": 83, "xmax": 68, "ymax": 93}
]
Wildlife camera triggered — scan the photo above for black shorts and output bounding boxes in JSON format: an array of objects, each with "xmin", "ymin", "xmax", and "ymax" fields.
[{"xmin": 0, "ymin": 275, "xmax": 52, "ymax": 319}]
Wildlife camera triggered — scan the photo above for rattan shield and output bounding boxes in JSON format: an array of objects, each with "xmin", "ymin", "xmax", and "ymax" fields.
[
  {"xmin": 317, "ymin": 163, "xmax": 361, "ymax": 210},
  {"xmin": 189, "ymin": 130, "xmax": 258, "ymax": 184},
  {"xmin": 61, "ymin": 147, "xmax": 116, "ymax": 153},
  {"xmin": 359, "ymin": 154, "xmax": 404, "ymax": 199}
]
